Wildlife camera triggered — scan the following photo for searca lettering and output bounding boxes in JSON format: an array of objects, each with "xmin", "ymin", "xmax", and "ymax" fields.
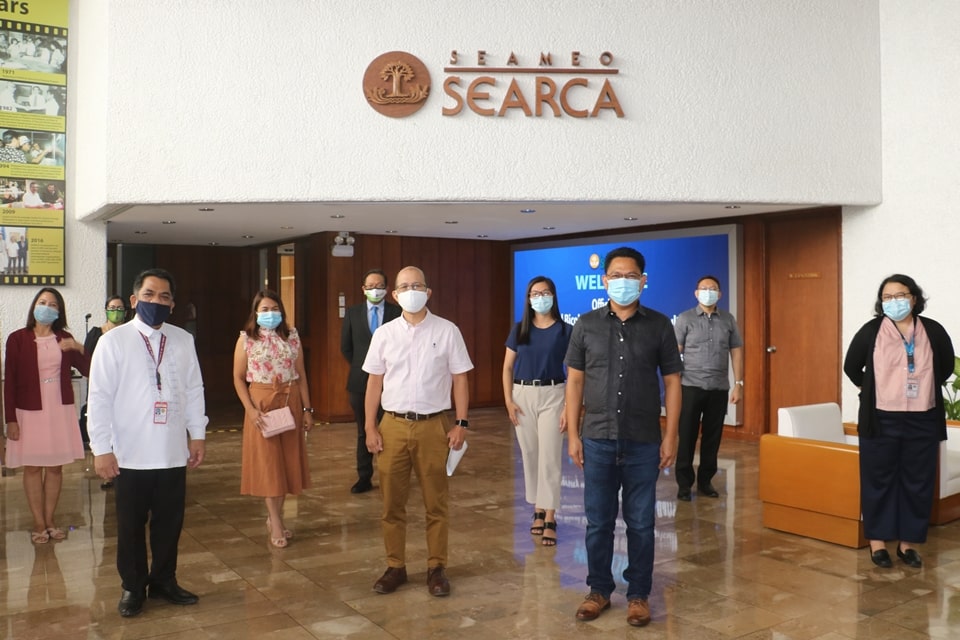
[{"xmin": 442, "ymin": 50, "xmax": 624, "ymax": 118}]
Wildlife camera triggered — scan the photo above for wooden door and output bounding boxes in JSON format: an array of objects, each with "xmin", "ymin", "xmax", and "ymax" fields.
[{"xmin": 765, "ymin": 212, "xmax": 842, "ymax": 430}]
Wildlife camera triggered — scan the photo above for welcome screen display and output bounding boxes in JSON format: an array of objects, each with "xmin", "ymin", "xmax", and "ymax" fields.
[{"xmin": 511, "ymin": 231, "xmax": 734, "ymax": 325}]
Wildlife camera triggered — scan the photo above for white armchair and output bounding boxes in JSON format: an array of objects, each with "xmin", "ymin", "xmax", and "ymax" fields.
[{"xmin": 932, "ymin": 426, "xmax": 960, "ymax": 525}]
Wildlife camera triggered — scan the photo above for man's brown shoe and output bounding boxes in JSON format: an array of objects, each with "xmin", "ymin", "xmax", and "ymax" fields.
[
  {"xmin": 373, "ymin": 566, "xmax": 407, "ymax": 594},
  {"xmin": 627, "ymin": 598, "xmax": 651, "ymax": 627},
  {"xmin": 426, "ymin": 565, "xmax": 451, "ymax": 596},
  {"xmin": 575, "ymin": 592, "xmax": 611, "ymax": 621}
]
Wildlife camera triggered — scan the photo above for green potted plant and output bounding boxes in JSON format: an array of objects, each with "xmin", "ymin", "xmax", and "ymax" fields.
[{"xmin": 944, "ymin": 356, "xmax": 960, "ymax": 421}]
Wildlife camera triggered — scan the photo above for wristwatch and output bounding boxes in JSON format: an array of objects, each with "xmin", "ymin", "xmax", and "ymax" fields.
[
  {"xmin": 302, "ymin": 407, "xmax": 315, "ymax": 414},
  {"xmin": 455, "ymin": 419, "xmax": 469, "ymax": 429},
  {"xmin": 734, "ymin": 381, "xmax": 744, "ymax": 387}
]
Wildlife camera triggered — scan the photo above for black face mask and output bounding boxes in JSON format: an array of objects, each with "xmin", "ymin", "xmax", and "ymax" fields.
[{"xmin": 135, "ymin": 300, "xmax": 171, "ymax": 326}]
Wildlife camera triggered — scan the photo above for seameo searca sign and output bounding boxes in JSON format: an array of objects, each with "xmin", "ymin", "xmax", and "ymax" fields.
[{"xmin": 363, "ymin": 50, "xmax": 624, "ymax": 119}]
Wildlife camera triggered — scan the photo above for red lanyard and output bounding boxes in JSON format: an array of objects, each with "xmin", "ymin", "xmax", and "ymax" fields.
[{"xmin": 139, "ymin": 332, "xmax": 166, "ymax": 393}]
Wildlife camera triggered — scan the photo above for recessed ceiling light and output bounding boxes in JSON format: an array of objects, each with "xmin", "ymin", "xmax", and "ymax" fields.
[
  {"xmin": 161, "ymin": 220, "xmax": 176, "ymax": 225},
  {"xmin": 477, "ymin": 234, "xmax": 488, "ymax": 238},
  {"xmin": 444, "ymin": 220, "xmax": 458, "ymax": 224},
  {"xmin": 724, "ymin": 205, "xmax": 741, "ymax": 209},
  {"xmin": 208, "ymin": 242, "xmax": 219, "ymax": 246},
  {"xmin": 385, "ymin": 230, "xmax": 398, "ymax": 234},
  {"xmin": 330, "ymin": 214, "xmax": 344, "ymax": 219},
  {"xmin": 198, "ymin": 207, "xmax": 214, "ymax": 212},
  {"xmin": 542, "ymin": 226, "xmax": 556, "ymax": 230},
  {"xmin": 521, "ymin": 208, "xmax": 536, "ymax": 214},
  {"xmin": 280, "ymin": 226, "xmax": 294, "ymax": 230},
  {"xmin": 624, "ymin": 217, "xmax": 638, "ymax": 221},
  {"xmin": 133, "ymin": 230, "xmax": 147, "ymax": 235},
  {"xmin": 241, "ymin": 234, "xmax": 254, "ymax": 239}
]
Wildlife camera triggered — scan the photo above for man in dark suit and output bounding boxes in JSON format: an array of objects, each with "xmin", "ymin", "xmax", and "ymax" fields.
[{"xmin": 341, "ymin": 268, "xmax": 401, "ymax": 493}]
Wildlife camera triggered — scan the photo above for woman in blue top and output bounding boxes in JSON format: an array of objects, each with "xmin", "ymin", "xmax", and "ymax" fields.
[{"xmin": 502, "ymin": 276, "xmax": 571, "ymax": 546}]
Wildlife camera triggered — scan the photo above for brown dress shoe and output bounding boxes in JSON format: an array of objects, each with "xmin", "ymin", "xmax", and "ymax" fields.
[
  {"xmin": 575, "ymin": 592, "xmax": 611, "ymax": 621},
  {"xmin": 426, "ymin": 565, "xmax": 451, "ymax": 596},
  {"xmin": 373, "ymin": 566, "xmax": 407, "ymax": 594},
  {"xmin": 627, "ymin": 598, "xmax": 651, "ymax": 627}
]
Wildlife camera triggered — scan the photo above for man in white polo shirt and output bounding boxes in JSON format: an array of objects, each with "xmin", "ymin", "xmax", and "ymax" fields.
[
  {"xmin": 363, "ymin": 265, "xmax": 473, "ymax": 597},
  {"xmin": 88, "ymin": 268, "xmax": 208, "ymax": 618}
]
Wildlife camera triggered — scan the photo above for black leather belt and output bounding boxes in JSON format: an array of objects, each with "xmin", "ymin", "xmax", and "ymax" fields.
[
  {"xmin": 513, "ymin": 378, "xmax": 565, "ymax": 386},
  {"xmin": 389, "ymin": 411, "xmax": 443, "ymax": 421}
]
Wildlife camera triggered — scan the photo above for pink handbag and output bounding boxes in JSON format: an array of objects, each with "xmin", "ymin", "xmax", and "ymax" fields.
[{"xmin": 258, "ymin": 406, "xmax": 296, "ymax": 438}]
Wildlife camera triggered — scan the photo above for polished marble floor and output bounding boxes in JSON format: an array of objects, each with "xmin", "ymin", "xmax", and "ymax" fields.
[{"xmin": 2, "ymin": 406, "xmax": 960, "ymax": 639}]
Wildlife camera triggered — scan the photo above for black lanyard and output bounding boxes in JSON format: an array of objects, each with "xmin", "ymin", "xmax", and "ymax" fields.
[{"xmin": 139, "ymin": 332, "xmax": 167, "ymax": 392}]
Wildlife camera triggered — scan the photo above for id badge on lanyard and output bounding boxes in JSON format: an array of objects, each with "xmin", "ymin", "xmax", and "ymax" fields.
[{"xmin": 140, "ymin": 332, "xmax": 168, "ymax": 424}]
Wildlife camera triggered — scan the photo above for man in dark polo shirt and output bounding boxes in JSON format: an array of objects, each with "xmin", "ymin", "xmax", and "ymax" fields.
[
  {"xmin": 564, "ymin": 246, "xmax": 682, "ymax": 628},
  {"xmin": 674, "ymin": 275, "xmax": 743, "ymax": 501}
]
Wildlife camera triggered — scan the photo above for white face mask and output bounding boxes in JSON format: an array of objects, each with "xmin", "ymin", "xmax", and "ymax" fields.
[
  {"xmin": 364, "ymin": 288, "xmax": 387, "ymax": 303},
  {"xmin": 397, "ymin": 289, "xmax": 428, "ymax": 313},
  {"xmin": 697, "ymin": 289, "xmax": 719, "ymax": 306}
]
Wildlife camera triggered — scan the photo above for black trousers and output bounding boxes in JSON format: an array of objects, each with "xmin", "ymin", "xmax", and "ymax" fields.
[
  {"xmin": 349, "ymin": 391, "xmax": 384, "ymax": 483},
  {"xmin": 675, "ymin": 386, "xmax": 728, "ymax": 490},
  {"xmin": 115, "ymin": 466, "xmax": 186, "ymax": 593},
  {"xmin": 860, "ymin": 409, "xmax": 940, "ymax": 543}
]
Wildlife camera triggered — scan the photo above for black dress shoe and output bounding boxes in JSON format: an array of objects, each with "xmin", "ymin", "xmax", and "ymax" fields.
[
  {"xmin": 870, "ymin": 548, "xmax": 893, "ymax": 568},
  {"xmin": 897, "ymin": 546, "xmax": 922, "ymax": 568},
  {"xmin": 373, "ymin": 566, "xmax": 407, "ymax": 594},
  {"xmin": 427, "ymin": 565, "xmax": 451, "ymax": 597},
  {"xmin": 698, "ymin": 484, "xmax": 720, "ymax": 498},
  {"xmin": 351, "ymin": 479, "xmax": 373, "ymax": 494},
  {"xmin": 118, "ymin": 589, "xmax": 144, "ymax": 617},
  {"xmin": 677, "ymin": 488, "xmax": 692, "ymax": 501},
  {"xmin": 148, "ymin": 581, "xmax": 199, "ymax": 605}
]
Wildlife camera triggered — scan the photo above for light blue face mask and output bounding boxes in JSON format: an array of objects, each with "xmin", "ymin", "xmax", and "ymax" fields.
[
  {"xmin": 530, "ymin": 295, "xmax": 554, "ymax": 314},
  {"xmin": 33, "ymin": 304, "xmax": 59, "ymax": 325},
  {"xmin": 606, "ymin": 278, "xmax": 641, "ymax": 306},
  {"xmin": 882, "ymin": 298, "xmax": 912, "ymax": 322},
  {"xmin": 697, "ymin": 289, "xmax": 719, "ymax": 306},
  {"xmin": 257, "ymin": 311, "xmax": 282, "ymax": 330}
]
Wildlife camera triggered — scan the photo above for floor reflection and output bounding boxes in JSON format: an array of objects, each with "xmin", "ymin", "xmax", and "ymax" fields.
[{"xmin": 1, "ymin": 406, "xmax": 959, "ymax": 638}]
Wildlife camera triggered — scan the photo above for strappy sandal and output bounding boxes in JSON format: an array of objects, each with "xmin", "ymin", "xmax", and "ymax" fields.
[
  {"xmin": 530, "ymin": 510, "xmax": 546, "ymax": 536},
  {"xmin": 265, "ymin": 519, "xmax": 289, "ymax": 548},
  {"xmin": 542, "ymin": 521, "xmax": 557, "ymax": 546},
  {"xmin": 46, "ymin": 527, "xmax": 66, "ymax": 540},
  {"xmin": 30, "ymin": 529, "xmax": 50, "ymax": 544},
  {"xmin": 266, "ymin": 517, "xmax": 293, "ymax": 540}
]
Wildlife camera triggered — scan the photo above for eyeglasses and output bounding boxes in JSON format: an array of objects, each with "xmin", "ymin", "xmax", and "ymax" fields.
[
  {"xmin": 105, "ymin": 306, "xmax": 125, "ymax": 311},
  {"xmin": 697, "ymin": 287, "xmax": 720, "ymax": 292},
  {"xmin": 362, "ymin": 284, "xmax": 386, "ymax": 291},
  {"xmin": 529, "ymin": 291, "xmax": 553, "ymax": 298},
  {"xmin": 606, "ymin": 272, "xmax": 643, "ymax": 281},
  {"xmin": 395, "ymin": 283, "xmax": 427, "ymax": 293},
  {"xmin": 881, "ymin": 292, "xmax": 911, "ymax": 302}
]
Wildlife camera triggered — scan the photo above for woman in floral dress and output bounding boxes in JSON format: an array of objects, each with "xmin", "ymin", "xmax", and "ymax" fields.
[{"xmin": 233, "ymin": 290, "xmax": 314, "ymax": 548}]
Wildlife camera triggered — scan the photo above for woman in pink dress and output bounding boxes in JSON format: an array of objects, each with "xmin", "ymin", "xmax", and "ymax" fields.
[
  {"xmin": 232, "ymin": 289, "xmax": 314, "ymax": 549},
  {"xmin": 4, "ymin": 287, "xmax": 89, "ymax": 543}
]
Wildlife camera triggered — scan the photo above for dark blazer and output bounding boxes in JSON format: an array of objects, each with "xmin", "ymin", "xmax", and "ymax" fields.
[
  {"xmin": 340, "ymin": 301, "xmax": 401, "ymax": 394},
  {"xmin": 4, "ymin": 327, "xmax": 91, "ymax": 423},
  {"xmin": 844, "ymin": 315, "xmax": 955, "ymax": 440}
]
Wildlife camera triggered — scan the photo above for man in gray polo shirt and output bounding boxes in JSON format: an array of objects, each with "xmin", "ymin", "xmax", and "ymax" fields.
[{"xmin": 674, "ymin": 275, "xmax": 743, "ymax": 501}]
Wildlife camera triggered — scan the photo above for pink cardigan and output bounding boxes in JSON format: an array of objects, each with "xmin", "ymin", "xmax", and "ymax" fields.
[{"xmin": 4, "ymin": 327, "xmax": 90, "ymax": 423}]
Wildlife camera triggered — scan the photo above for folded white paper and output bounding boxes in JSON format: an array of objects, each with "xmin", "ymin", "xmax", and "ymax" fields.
[{"xmin": 446, "ymin": 441, "xmax": 469, "ymax": 476}]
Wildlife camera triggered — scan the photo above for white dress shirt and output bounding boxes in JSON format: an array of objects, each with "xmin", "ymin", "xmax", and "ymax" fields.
[
  {"xmin": 87, "ymin": 316, "xmax": 208, "ymax": 469},
  {"xmin": 362, "ymin": 309, "xmax": 474, "ymax": 414}
]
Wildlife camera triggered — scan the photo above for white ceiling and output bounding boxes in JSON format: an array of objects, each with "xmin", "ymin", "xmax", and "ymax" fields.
[{"xmin": 100, "ymin": 200, "xmax": 812, "ymax": 247}]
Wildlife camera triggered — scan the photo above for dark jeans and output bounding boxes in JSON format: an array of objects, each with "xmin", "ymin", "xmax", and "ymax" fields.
[
  {"xmin": 860, "ymin": 408, "xmax": 940, "ymax": 543},
  {"xmin": 115, "ymin": 467, "xmax": 186, "ymax": 593},
  {"xmin": 676, "ymin": 386, "xmax": 727, "ymax": 490},
  {"xmin": 349, "ymin": 390, "xmax": 383, "ymax": 483},
  {"xmin": 582, "ymin": 438, "xmax": 660, "ymax": 600}
]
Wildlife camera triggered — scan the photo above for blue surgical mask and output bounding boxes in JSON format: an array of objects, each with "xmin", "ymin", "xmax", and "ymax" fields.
[
  {"xmin": 257, "ymin": 311, "xmax": 282, "ymax": 330},
  {"xmin": 606, "ymin": 278, "xmax": 641, "ymax": 306},
  {"xmin": 33, "ymin": 305, "xmax": 59, "ymax": 325},
  {"xmin": 882, "ymin": 298, "xmax": 912, "ymax": 322},
  {"xmin": 530, "ymin": 295, "xmax": 554, "ymax": 314},
  {"xmin": 697, "ymin": 289, "xmax": 719, "ymax": 306},
  {"xmin": 135, "ymin": 300, "xmax": 171, "ymax": 327}
]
